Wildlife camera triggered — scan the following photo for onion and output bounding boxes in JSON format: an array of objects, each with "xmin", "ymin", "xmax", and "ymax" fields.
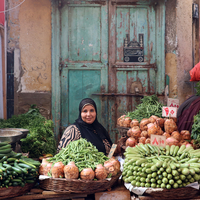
[
  {"xmin": 140, "ymin": 118, "xmax": 150, "ymax": 131},
  {"xmin": 117, "ymin": 115, "xmax": 126, "ymax": 126},
  {"xmin": 164, "ymin": 119, "xmax": 177, "ymax": 134},
  {"xmin": 109, "ymin": 157, "xmax": 120, "ymax": 173},
  {"xmin": 149, "ymin": 115, "xmax": 159, "ymax": 123},
  {"xmin": 130, "ymin": 119, "xmax": 139, "ymax": 128},
  {"xmin": 123, "ymin": 117, "xmax": 131, "ymax": 127},
  {"xmin": 80, "ymin": 168, "xmax": 95, "ymax": 180},
  {"xmin": 166, "ymin": 137, "xmax": 179, "ymax": 146},
  {"xmin": 180, "ymin": 130, "xmax": 191, "ymax": 140},
  {"xmin": 145, "ymin": 138, "xmax": 151, "ymax": 144},
  {"xmin": 129, "ymin": 126, "xmax": 141, "ymax": 139},
  {"xmin": 104, "ymin": 158, "xmax": 119, "ymax": 177},
  {"xmin": 95, "ymin": 164, "xmax": 108, "ymax": 180},
  {"xmin": 186, "ymin": 143, "xmax": 193, "ymax": 148},
  {"xmin": 155, "ymin": 118, "xmax": 165, "ymax": 128},
  {"xmin": 125, "ymin": 137, "xmax": 137, "ymax": 147},
  {"xmin": 163, "ymin": 132, "xmax": 171, "ymax": 139},
  {"xmin": 139, "ymin": 137, "xmax": 146, "ymax": 144},
  {"xmin": 141, "ymin": 131, "xmax": 148, "ymax": 138},
  {"xmin": 171, "ymin": 131, "xmax": 182, "ymax": 141},
  {"xmin": 64, "ymin": 161, "xmax": 79, "ymax": 179},
  {"xmin": 147, "ymin": 123, "xmax": 163, "ymax": 136},
  {"xmin": 51, "ymin": 162, "xmax": 65, "ymax": 178},
  {"xmin": 39, "ymin": 158, "xmax": 53, "ymax": 176}
]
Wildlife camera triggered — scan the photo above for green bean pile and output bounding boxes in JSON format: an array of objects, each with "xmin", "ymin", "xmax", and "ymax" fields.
[
  {"xmin": 47, "ymin": 138, "xmax": 109, "ymax": 172},
  {"xmin": 126, "ymin": 95, "xmax": 163, "ymax": 122}
]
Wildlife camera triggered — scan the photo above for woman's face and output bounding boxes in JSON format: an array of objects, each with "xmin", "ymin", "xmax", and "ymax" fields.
[{"xmin": 81, "ymin": 105, "xmax": 96, "ymax": 124}]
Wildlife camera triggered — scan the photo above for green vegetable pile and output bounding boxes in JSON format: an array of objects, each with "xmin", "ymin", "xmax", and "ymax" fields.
[
  {"xmin": 122, "ymin": 143, "xmax": 200, "ymax": 189},
  {"xmin": 195, "ymin": 81, "xmax": 200, "ymax": 96},
  {"xmin": 191, "ymin": 111, "xmax": 200, "ymax": 148},
  {"xmin": 0, "ymin": 142, "xmax": 40, "ymax": 188},
  {"xmin": 0, "ymin": 105, "xmax": 56, "ymax": 158},
  {"xmin": 47, "ymin": 138, "xmax": 109, "ymax": 172},
  {"xmin": 126, "ymin": 95, "xmax": 163, "ymax": 122}
]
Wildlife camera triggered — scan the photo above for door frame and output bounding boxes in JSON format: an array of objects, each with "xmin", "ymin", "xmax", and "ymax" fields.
[{"xmin": 51, "ymin": 0, "xmax": 165, "ymax": 142}]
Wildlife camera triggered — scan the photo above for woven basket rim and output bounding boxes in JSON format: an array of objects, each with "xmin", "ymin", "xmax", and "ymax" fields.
[
  {"xmin": 0, "ymin": 183, "xmax": 35, "ymax": 199},
  {"xmin": 39, "ymin": 172, "xmax": 122, "ymax": 194},
  {"xmin": 145, "ymin": 186, "xmax": 198, "ymax": 200}
]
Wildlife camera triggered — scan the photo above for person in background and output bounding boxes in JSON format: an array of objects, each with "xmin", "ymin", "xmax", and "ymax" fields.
[{"xmin": 57, "ymin": 98, "xmax": 113, "ymax": 156}]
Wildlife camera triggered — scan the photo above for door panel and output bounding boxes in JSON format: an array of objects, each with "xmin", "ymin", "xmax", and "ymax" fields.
[
  {"xmin": 60, "ymin": 0, "xmax": 108, "ymax": 131},
  {"xmin": 108, "ymin": 1, "xmax": 163, "ymax": 141}
]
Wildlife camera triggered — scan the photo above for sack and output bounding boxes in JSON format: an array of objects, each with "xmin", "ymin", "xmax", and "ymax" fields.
[{"xmin": 190, "ymin": 62, "xmax": 200, "ymax": 81}]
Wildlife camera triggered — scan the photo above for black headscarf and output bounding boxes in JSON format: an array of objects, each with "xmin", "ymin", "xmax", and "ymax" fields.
[{"xmin": 74, "ymin": 98, "xmax": 112, "ymax": 154}]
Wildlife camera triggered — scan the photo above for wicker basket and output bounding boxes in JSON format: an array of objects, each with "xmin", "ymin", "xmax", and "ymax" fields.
[
  {"xmin": 0, "ymin": 183, "xmax": 35, "ymax": 199},
  {"xmin": 39, "ymin": 172, "xmax": 122, "ymax": 194},
  {"xmin": 145, "ymin": 187, "xmax": 199, "ymax": 200}
]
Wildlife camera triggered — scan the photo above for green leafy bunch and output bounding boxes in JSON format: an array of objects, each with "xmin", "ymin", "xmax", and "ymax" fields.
[
  {"xmin": 191, "ymin": 111, "xmax": 200, "ymax": 141},
  {"xmin": 0, "ymin": 105, "xmax": 56, "ymax": 158},
  {"xmin": 126, "ymin": 95, "xmax": 163, "ymax": 122},
  {"xmin": 195, "ymin": 81, "xmax": 200, "ymax": 96}
]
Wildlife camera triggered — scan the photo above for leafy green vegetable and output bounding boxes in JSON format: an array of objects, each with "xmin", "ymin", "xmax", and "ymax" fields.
[
  {"xmin": 191, "ymin": 111, "xmax": 200, "ymax": 141},
  {"xmin": 195, "ymin": 81, "xmax": 200, "ymax": 96},
  {"xmin": 126, "ymin": 95, "xmax": 163, "ymax": 122},
  {"xmin": 0, "ymin": 105, "xmax": 56, "ymax": 158}
]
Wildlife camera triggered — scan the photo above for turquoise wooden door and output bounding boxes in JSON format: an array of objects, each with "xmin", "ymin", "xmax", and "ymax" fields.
[
  {"xmin": 108, "ymin": 0, "xmax": 165, "ymax": 140},
  {"xmin": 52, "ymin": 0, "xmax": 165, "ymax": 142},
  {"xmin": 59, "ymin": 0, "xmax": 108, "ymax": 131}
]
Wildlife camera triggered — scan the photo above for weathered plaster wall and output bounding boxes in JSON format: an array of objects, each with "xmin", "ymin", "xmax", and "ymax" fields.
[
  {"xmin": 7, "ymin": 0, "xmax": 52, "ymax": 118},
  {"xmin": 165, "ymin": 0, "xmax": 178, "ymax": 99},
  {"xmin": 176, "ymin": 0, "xmax": 193, "ymax": 104},
  {"xmin": 165, "ymin": 0, "xmax": 195, "ymax": 105},
  {"xmin": 8, "ymin": 0, "xmax": 51, "ymax": 92}
]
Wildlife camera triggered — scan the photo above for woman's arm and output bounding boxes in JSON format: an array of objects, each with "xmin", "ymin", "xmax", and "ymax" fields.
[
  {"xmin": 57, "ymin": 125, "xmax": 81, "ymax": 152},
  {"xmin": 103, "ymin": 139, "xmax": 112, "ymax": 156}
]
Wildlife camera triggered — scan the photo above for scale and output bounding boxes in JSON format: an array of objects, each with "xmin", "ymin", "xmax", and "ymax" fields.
[{"xmin": 0, "ymin": 128, "xmax": 29, "ymax": 152}]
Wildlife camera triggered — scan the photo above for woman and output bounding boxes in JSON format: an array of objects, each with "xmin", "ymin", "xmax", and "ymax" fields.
[{"xmin": 57, "ymin": 98, "xmax": 113, "ymax": 156}]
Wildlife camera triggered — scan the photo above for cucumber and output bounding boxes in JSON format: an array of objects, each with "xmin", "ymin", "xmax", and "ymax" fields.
[
  {"xmin": 177, "ymin": 145, "xmax": 186, "ymax": 155},
  {"xmin": 0, "ymin": 148, "xmax": 12, "ymax": 154},
  {"xmin": 170, "ymin": 145, "xmax": 176, "ymax": 156},
  {"xmin": 181, "ymin": 168, "xmax": 190, "ymax": 175},
  {"xmin": 151, "ymin": 165, "xmax": 157, "ymax": 172},
  {"xmin": 12, "ymin": 166, "xmax": 22, "ymax": 174},
  {"xmin": 3, "ymin": 163, "xmax": 13, "ymax": 171},
  {"xmin": 25, "ymin": 179, "xmax": 35, "ymax": 183},
  {"xmin": 0, "ymin": 163, "xmax": 6, "ymax": 172},
  {"xmin": 7, "ymin": 157, "xmax": 18, "ymax": 163},
  {"xmin": 179, "ymin": 163, "xmax": 190, "ymax": 168},
  {"xmin": 0, "ymin": 144, "xmax": 11, "ymax": 150},
  {"xmin": 0, "ymin": 142, "xmax": 10, "ymax": 147},
  {"xmin": 165, "ymin": 145, "xmax": 170, "ymax": 156},
  {"xmin": 187, "ymin": 158, "xmax": 199, "ymax": 163},
  {"xmin": 169, "ymin": 163, "xmax": 176, "ymax": 170},
  {"xmin": 173, "ymin": 146, "xmax": 179, "ymax": 157},
  {"xmin": 146, "ymin": 143, "xmax": 156, "ymax": 153},
  {"xmin": 0, "ymin": 156, "xmax": 8, "ymax": 163},
  {"xmin": 135, "ymin": 158, "xmax": 147, "ymax": 166},
  {"xmin": 12, "ymin": 182, "xmax": 19, "ymax": 186},
  {"xmin": 189, "ymin": 168, "xmax": 195, "ymax": 175},
  {"xmin": 155, "ymin": 161, "xmax": 163, "ymax": 168},
  {"xmin": 14, "ymin": 161, "xmax": 28, "ymax": 174}
]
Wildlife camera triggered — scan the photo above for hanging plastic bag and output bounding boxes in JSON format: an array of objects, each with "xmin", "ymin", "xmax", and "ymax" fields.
[{"xmin": 190, "ymin": 62, "xmax": 200, "ymax": 81}]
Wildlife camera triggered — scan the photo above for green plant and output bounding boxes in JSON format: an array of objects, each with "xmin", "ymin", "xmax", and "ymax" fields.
[
  {"xmin": 0, "ymin": 105, "xmax": 56, "ymax": 158},
  {"xmin": 195, "ymin": 81, "xmax": 200, "ymax": 96}
]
